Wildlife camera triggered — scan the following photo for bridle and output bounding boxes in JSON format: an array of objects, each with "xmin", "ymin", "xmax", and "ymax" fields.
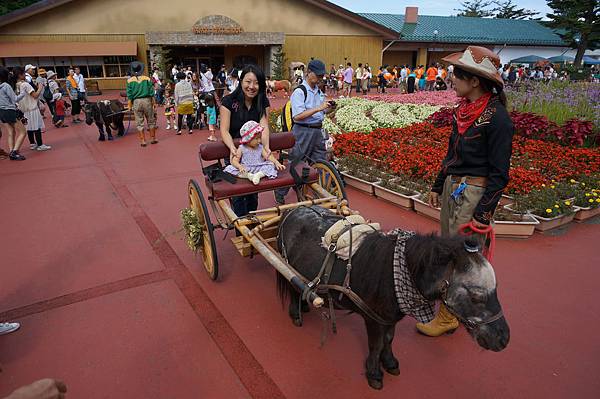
[{"xmin": 440, "ymin": 277, "xmax": 504, "ymax": 332}]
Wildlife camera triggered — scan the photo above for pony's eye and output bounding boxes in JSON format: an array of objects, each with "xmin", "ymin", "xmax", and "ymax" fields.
[{"xmin": 470, "ymin": 292, "xmax": 486, "ymax": 303}]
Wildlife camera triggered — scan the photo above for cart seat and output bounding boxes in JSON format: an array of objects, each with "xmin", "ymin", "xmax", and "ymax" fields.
[
  {"xmin": 198, "ymin": 132, "xmax": 319, "ymax": 200},
  {"xmin": 208, "ymin": 162, "xmax": 318, "ymax": 200}
]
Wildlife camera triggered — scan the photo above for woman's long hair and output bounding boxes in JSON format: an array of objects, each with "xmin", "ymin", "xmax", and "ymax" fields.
[
  {"xmin": 453, "ymin": 66, "xmax": 507, "ymax": 107},
  {"xmin": 228, "ymin": 64, "xmax": 268, "ymax": 119}
]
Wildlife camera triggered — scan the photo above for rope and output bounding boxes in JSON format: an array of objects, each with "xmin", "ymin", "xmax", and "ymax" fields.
[{"xmin": 458, "ymin": 222, "xmax": 495, "ymax": 262}]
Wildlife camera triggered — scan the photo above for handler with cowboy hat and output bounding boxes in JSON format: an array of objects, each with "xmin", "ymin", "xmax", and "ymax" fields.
[
  {"xmin": 417, "ymin": 46, "xmax": 514, "ymax": 337},
  {"xmin": 126, "ymin": 61, "xmax": 157, "ymax": 147}
]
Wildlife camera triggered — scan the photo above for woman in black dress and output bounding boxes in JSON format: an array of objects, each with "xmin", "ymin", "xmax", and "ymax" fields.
[{"xmin": 220, "ymin": 64, "xmax": 271, "ymax": 216}]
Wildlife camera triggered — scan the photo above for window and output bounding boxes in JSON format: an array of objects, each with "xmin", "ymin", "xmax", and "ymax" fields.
[{"xmin": 1, "ymin": 55, "xmax": 137, "ymax": 78}]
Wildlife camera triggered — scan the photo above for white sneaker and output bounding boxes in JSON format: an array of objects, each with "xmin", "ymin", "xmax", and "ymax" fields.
[
  {"xmin": 36, "ymin": 144, "xmax": 52, "ymax": 151},
  {"xmin": 166, "ymin": 124, "xmax": 171, "ymax": 130},
  {"xmin": 0, "ymin": 322, "xmax": 20, "ymax": 336},
  {"xmin": 30, "ymin": 144, "xmax": 37, "ymax": 150},
  {"xmin": 174, "ymin": 125, "xmax": 178, "ymax": 130}
]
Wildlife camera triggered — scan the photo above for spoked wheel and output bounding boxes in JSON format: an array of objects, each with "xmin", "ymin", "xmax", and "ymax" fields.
[
  {"xmin": 298, "ymin": 160, "xmax": 348, "ymax": 204},
  {"xmin": 188, "ymin": 179, "xmax": 219, "ymax": 280}
]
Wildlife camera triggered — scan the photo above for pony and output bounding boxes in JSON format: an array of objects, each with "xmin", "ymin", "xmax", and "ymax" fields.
[
  {"xmin": 277, "ymin": 206, "xmax": 510, "ymax": 390},
  {"xmin": 84, "ymin": 100, "xmax": 125, "ymax": 141}
]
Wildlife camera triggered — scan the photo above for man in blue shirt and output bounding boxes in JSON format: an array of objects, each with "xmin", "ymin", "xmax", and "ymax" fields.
[{"xmin": 275, "ymin": 59, "xmax": 334, "ymax": 204}]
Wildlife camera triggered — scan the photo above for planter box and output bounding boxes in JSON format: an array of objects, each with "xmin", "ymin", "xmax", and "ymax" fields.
[
  {"xmin": 413, "ymin": 196, "xmax": 441, "ymax": 221},
  {"xmin": 573, "ymin": 206, "xmax": 600, "ymax": 222},
  {"xmin": 531, "ymin": 212, "xmax": 576, "ymax": 232},
  {"xmin": 340, "ymin": 172, "xmax": 378, "ymax": 195},
  {"xmin": 499, "ymin": 194, "xmax": 514, "ymax": 207},
  {"xmin": 373, "ymin": 181, "xmax": 420, "ymax": 210},
  {"xmin": 493, "ymin": 214, "xmax": 539, "ymax": 239}
]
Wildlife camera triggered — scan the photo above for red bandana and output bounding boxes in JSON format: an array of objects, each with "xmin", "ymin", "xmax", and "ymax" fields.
[{"xmin": 455, "ymin": 92, "xmax": 492, "ymax": 135}]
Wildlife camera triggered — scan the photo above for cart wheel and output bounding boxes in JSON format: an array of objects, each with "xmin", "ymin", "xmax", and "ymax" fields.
[
  {"xmin": 300, "ymin": 160, "xmax": 348, "ymax": 204},
  {"xmin": 188, "ymin": 179, "xmax": 219, "ymax": 280}
]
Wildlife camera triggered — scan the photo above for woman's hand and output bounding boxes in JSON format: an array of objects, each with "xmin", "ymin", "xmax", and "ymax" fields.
[{"xmin": 238, "ymin": 165, "xmax": 247, "ymax": 174}]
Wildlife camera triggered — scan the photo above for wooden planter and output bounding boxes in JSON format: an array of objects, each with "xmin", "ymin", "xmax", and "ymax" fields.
[
  {"xmin": 573, "ymin": 206, "xmax": 600, "ymax": 222},
  {"xmin": 531, "ymin": 212, "xmax": 576, "ymax": 232},
  {"xmin": 493, "ymin": 214, "xmax": 539, "ymax": 239},
  {"xmin": 340, "ymin": 172, "xmax": 378, "ymax": 195},
  {"xmin": 499, "ymin": 194, "xmax": 515, "ymax": 207},
  {"xmin": 413, "ymin": 195, "xmax": 441, "ymax": 221},
  {"xmin": 373, "ymin": 181, "xmax": 420, "ymax": 210}
]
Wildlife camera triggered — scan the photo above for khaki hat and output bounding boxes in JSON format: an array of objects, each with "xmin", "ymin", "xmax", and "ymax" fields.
[
  {"xmin": 442, "ymin": 46, "xmax": 503, "ymax": 87},
  {"xmin": 46, "ymin": 70, "xmax": 57, "ymax": 79}
]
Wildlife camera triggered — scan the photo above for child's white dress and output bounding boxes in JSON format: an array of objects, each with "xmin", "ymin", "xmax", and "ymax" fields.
[{"xmin": 224, "ymin": 144, "xmax": 278, "ymax": 179}]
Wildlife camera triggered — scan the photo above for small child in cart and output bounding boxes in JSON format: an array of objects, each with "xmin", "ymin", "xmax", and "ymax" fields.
[
  {"xmin": 224, "ymin": 120, "xmax": 284, "ymax": 185},
  {"xmin": 205, "ymin": 93, "xmax": 218, "ymax": 142},
  {"xmin": 164, "ymin": 89, "xmax": 176, "ymax": 130}
]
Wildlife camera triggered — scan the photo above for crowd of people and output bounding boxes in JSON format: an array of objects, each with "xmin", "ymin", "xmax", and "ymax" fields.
[{"xmin": 0, "ymin": 64, "xmax": 89, "ymax": 161}]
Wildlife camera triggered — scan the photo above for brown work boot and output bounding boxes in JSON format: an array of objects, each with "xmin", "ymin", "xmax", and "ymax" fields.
[
  {"xmin": 149, "ymin": 128, "xmax": 158, "ymax": 144},
  {"xmin": 138, "ymin": 130, "xmax": 147, "ymax": 147},
  {"xmin": 416, "ymin": 303, "xmax": 459, "ymax": 337}
]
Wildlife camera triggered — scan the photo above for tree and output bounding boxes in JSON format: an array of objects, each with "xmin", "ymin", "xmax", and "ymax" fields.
[
  {"xmin": 493, "ymin": 0, "xmax": 540, "ymax": 19},
  {"xmin": 0, "ymin": 0, "xmax": 39, "ymax": 16},
  {"xmin": 546, "ymin": 0, "xmax": 600, "ymax": 67},
  {"xmin": 271, "ymin": 46, "xmax": 287, "ymax": 80},
  {"xmin": 455, "ymin": 0, "xmax": 494, "ymax": 17}
]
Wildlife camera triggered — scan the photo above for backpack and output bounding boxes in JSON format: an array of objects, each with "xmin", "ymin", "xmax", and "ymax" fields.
[
  {"xmin": 281, "ymin": 85, "xmax": 321, "ymax": 132},
  {"xmin": 43, "ymin": 84, "xmax": 53, "ymax": 102}
]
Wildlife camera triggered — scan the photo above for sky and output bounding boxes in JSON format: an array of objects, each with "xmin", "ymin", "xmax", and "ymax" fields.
[{"xmin": 329, "ymin": 0, "xmax": 553, "ymax": 18}]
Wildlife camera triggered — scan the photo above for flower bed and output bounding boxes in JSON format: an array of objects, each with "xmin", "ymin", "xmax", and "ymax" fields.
[
  {"xmin": 366, "ymin": 90, "xmax": 458, "ymax": 106},
  {"xmin": 325, "ymin": 98, "xmax": 439, "ymax": 135}
]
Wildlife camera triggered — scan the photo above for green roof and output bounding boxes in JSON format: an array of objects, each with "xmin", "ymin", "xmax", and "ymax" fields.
[{"xmin": 359, "ymin": 13, "xmax": 566, "ymax": 46}]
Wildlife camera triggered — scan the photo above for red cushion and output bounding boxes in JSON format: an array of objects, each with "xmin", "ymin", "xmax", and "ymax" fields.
[
  {"xmin": 199, "ymin": 132, "xmax": 295, "ymax": 161},
  {"xmin": 208, "ymin": 162, "xmax": 318, "ymax": 200}
]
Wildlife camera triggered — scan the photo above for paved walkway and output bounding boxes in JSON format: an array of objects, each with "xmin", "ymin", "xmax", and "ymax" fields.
[{"xmin": 1, "ymin": 93, "xmax": 599, "ymax": 398}]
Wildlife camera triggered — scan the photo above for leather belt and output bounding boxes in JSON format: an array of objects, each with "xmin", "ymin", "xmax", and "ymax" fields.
[
  {"xmin": 296, "ymin": 122, "xmax": 322, "ymax": 129},
  {"xmin": 450, "ymin": 175, "xmax": 488, "ymax": 187}
]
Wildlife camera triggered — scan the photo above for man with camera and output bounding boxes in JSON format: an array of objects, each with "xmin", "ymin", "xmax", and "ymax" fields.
[{"xmin": 275, "ymin": 59, "xmax": 335, "ymax": 205}]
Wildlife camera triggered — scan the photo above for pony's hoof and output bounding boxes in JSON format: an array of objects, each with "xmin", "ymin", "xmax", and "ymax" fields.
[
  {"xmin": 367, "ymin": 378, "xmax": 383, "ymax": 390},
  {"xmin": 384, "ymin": 367, "xmax": 400, "ymax": 376},
  {"xmin": 98, "ymin": 136, "xmax": 105, "ymax": 141},
  {"xmin": 108, "ymin": 136, "xmax": 114, "ymax": 141},
  {"xmin": 292, "ymin": 318, "xmax": 303, "ymax": 327}
]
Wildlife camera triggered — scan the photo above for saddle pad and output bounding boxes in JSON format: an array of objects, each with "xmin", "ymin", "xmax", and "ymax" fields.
[{"xmin": 322, "ymin": 216, "xmax": 380, "ymax": 260}]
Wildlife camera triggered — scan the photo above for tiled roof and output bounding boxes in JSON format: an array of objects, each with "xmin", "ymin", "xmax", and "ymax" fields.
[{"xmin": 359, "ymin": 13, "xmax": 566, "ymax": 46}]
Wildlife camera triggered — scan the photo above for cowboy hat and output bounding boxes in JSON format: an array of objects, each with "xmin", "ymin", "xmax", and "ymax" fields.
[
  {"xmin": 442, "ymin": 46, "xmax": 503, "ymax": 87},
  {"xmin": 25, "ymin": 64, "xmax": 36, "ymax": 72},
  {"xmin": 129, "ymin": 61, "xmax": 144, "ymax": 76},
  {"xmin": 46, "ymin": 70, "xmax": 57, "ymax": 79}
]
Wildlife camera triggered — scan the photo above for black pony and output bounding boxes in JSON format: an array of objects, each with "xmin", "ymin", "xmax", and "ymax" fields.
[
  {"xmin": 277, "ymin": 206, "xmax": 509, "ymax": 390},
  {"xmin": 84, "ymin": 100, "xmax": 125, "ymax": 141}
]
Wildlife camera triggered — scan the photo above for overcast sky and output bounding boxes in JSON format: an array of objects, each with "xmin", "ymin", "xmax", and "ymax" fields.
[{"xmin": 329, "ymin": 0, "xmax": 553, "ymax": 18}]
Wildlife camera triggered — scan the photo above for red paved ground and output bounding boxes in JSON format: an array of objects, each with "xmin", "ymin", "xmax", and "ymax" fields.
[{"xmin": 1, "ymin": 91, "xmax": 599, "ymax": 398}]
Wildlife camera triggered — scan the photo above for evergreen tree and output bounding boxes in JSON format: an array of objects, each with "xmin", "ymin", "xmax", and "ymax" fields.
[
  {"xmin": 493, "ymin": 0, "xmax": 539, "ymax": 19},
  {"xmin": 0, "ymin": 0, "xmax": 40, "ymax": 16},
  {"xmin": 271, "ymin": 46, "xmax": 287, "ymax": 81},
  {"xmin": 455, "ymin": 0, "xmax": 494, "ymax": 17},
  {"xmin": 547, "ymin": 0, "xmax": 600, "ymax": 67}
]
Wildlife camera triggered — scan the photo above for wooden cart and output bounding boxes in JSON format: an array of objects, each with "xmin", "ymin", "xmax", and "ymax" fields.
[{"xmin": 188, "ymin": 132, "xmax": 350, "ymax": 307}]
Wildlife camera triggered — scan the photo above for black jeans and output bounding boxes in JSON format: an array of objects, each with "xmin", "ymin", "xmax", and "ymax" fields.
[
  {"xmin": 27, "ymin": 129, "xmax": 43, "ymax": 145},
  {"xmin": 177, "ymin": 113, "xmax": 194, "ymax": 131}
]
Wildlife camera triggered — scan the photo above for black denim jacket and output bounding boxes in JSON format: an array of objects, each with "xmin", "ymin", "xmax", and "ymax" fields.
[{"xmin": 432, "ymin": 97, "xmax": 514, "ymax": 224}]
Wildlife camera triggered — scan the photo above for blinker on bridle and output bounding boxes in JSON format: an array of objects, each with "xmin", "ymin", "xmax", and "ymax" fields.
[{"xmin": 440, "ymin": 280, "xmax": 504, "ymax": 331}]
